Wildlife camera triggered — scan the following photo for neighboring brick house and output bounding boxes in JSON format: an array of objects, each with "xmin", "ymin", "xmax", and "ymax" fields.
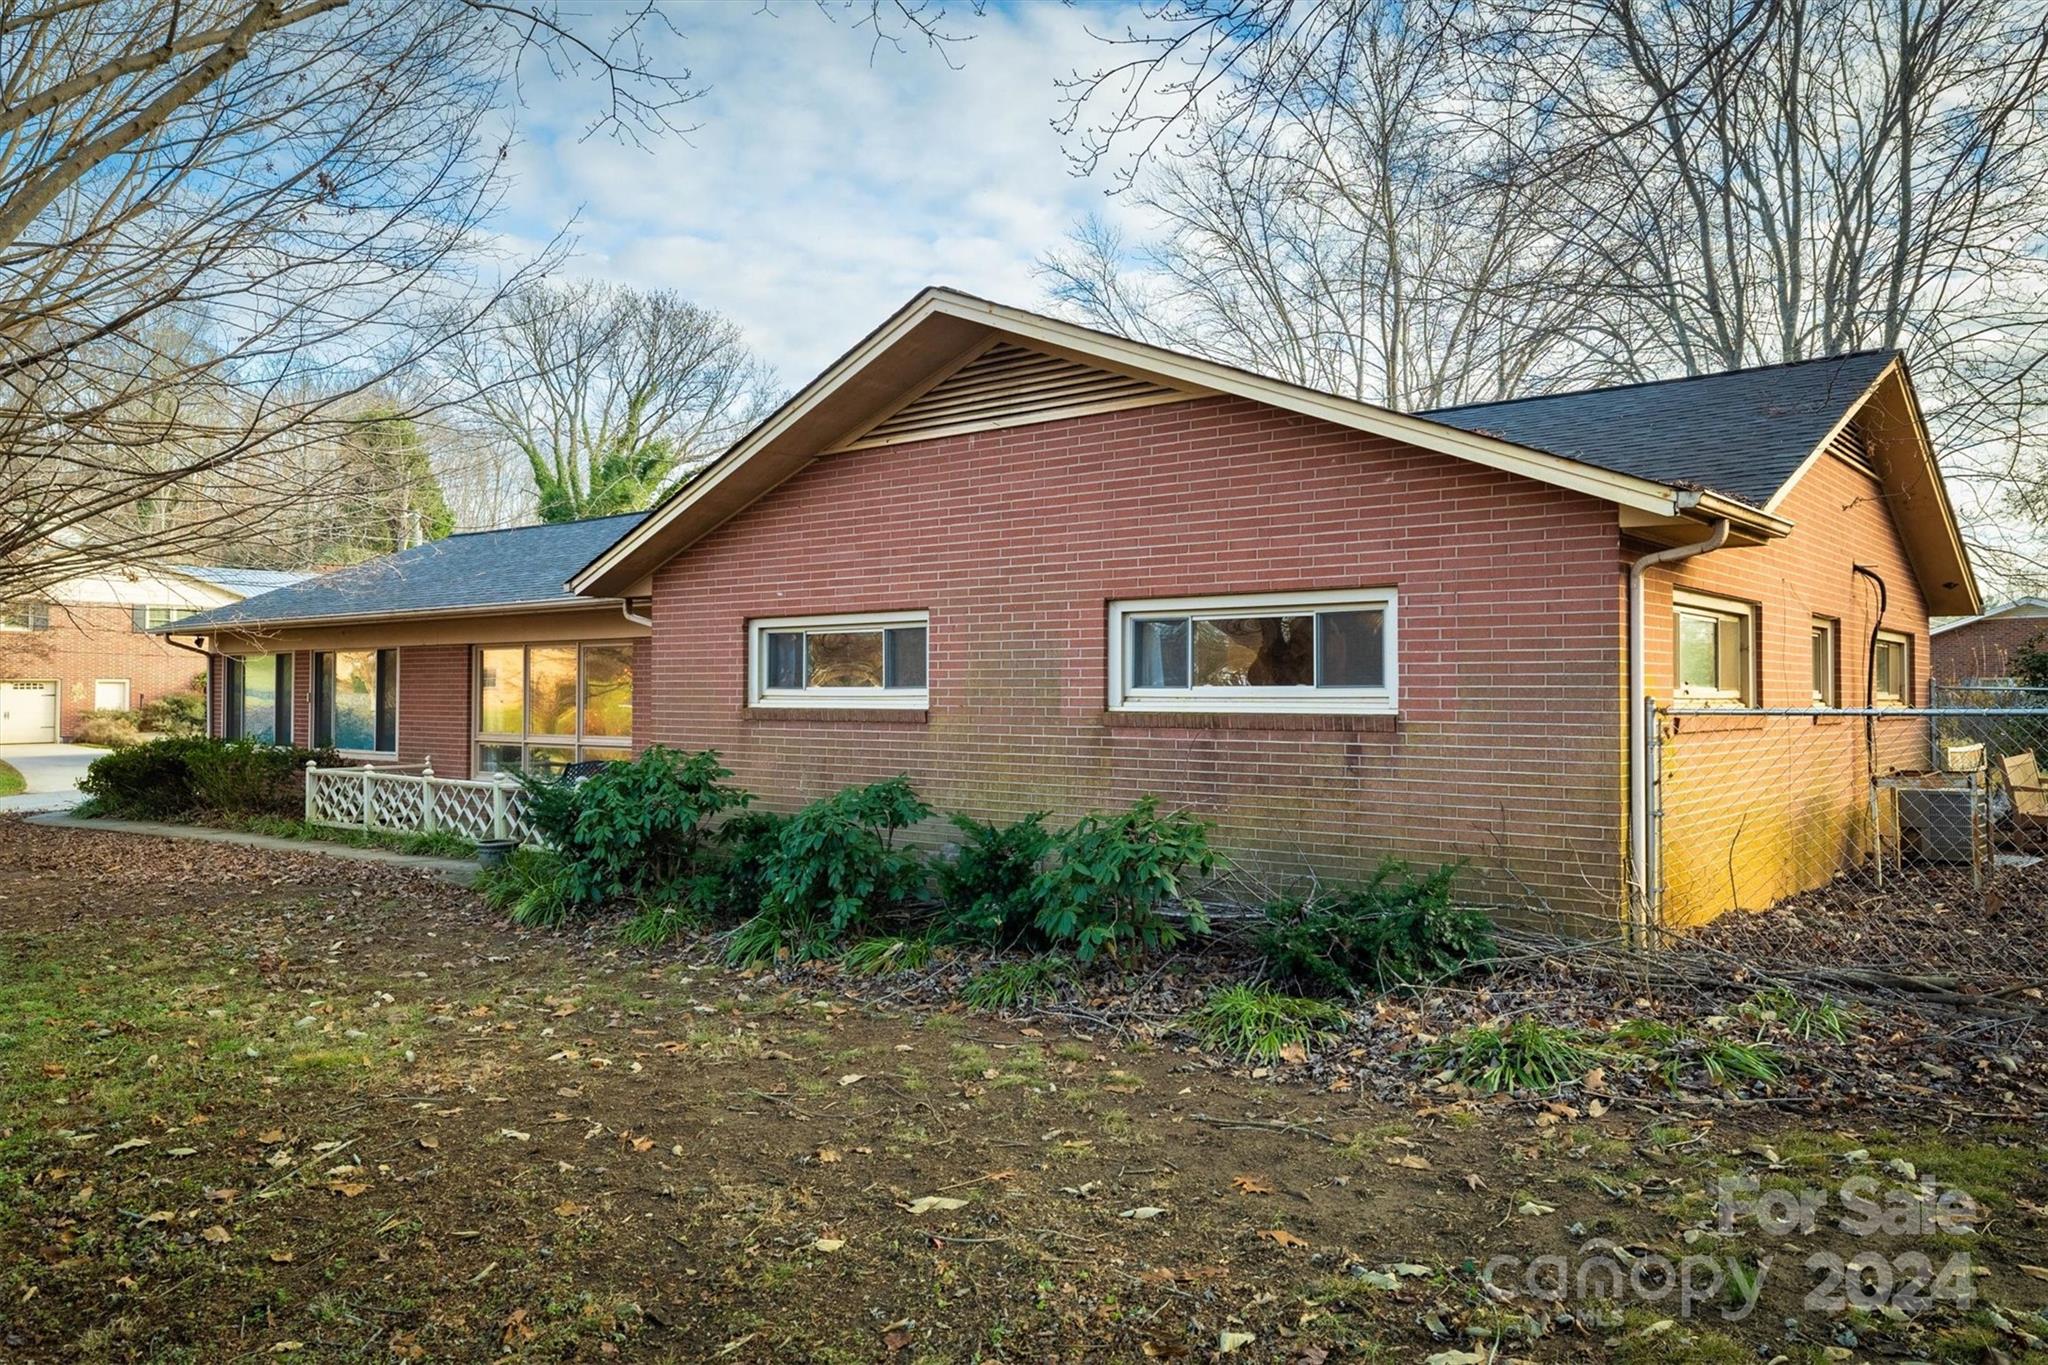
[
  {"xmin": 0, "ymin": 565, "xmax": 305, "ymax": 743},
  {"xmin": 1930, "ymin": 600, "xmax": 2048, "ymax": 684},
  {"xmin": 164, "ymin": 289, "xmax": 1978, "ymax": 933}
]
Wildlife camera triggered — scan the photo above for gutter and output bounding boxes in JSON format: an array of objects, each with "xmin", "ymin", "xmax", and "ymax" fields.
[
  {"xmin": 147, "ymin": 597, "xmax": 638, "ymax": 637},
  {"xmin": 1626, "ymin": 513, "xmax": 1732, "ymax": 946}
]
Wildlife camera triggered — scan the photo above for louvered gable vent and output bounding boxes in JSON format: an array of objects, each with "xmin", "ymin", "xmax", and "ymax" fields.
[
  {"xmin": 838, "ymin": 340, "xmax": 1193, "ymax": 450},
  {"xmin": 1827, "ymin": 420, "xmax": 1875, "ymax": 474}
]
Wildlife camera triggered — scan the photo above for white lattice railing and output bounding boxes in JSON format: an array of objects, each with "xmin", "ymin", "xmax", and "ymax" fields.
[{"xmin": 304, "ymin": 760, "xmax": 532, "ymax": 844}]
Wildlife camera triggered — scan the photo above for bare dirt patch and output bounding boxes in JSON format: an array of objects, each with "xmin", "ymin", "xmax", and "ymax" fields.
[{"xmin": 3, "ymin": 816, "xmax": 2046, "ymax": 1363}]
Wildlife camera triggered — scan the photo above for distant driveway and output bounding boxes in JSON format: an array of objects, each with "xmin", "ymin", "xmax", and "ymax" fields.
[{"xmin": 0, "ymin": 742, "xmax": 105, "ymax": 813}]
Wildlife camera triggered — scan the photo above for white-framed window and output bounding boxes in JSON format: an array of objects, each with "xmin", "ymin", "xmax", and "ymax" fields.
[
  {"xmin": 475, "ymin": 642, "xmax": 635, "ymax": 775},
  {"xmin": 133, "ymin": 605, "xmax": 186, "ymax": 631},
  {"xmin": 748, "ymin": 612, "xmax": 929, "ymax": 710},
  {"xmin": 1, "ymin": 602, "xmax": 50, "ymax": 632},
  {"xmin": 1674, "ymin": 590, "xmax": 1754, "ymax": 706},
  {"xmin": 1106, "ymin": 588, "xmax": 1396, "ymax": 715},
  {"xmin": 1811, "ymin": 617, "xmax": 1837, "ymax": 707},
  {"xmin": 93, "ymin": 679, "xmax": 131, "ymax": 711},
  {"xmin": 314, "ymin": 648, "xmax": 398, "ymax": 754},
  {"xmin": 1874, "ymin": 630, "xmax": 1912, "ymax": 706}
]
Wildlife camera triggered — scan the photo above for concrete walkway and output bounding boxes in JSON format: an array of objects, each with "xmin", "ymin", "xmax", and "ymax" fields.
[
  {"xmin": 25, "ymin": 812, "xmax": 480, "ymax": 885},
  {"xmin": 0, "ymin": 742, "xmax": 106, "ymax": 813}
]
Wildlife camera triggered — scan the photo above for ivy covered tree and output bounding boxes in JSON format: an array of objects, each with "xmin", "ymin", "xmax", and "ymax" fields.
[{"xmin": 446, "ymin": 282, "xmax": 780, "ymax": 524}]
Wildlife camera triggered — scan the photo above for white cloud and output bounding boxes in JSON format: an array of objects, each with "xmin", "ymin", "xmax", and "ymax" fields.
[{"xmin": 496, "ymin": 2, "xmax": 1149, "ymax": 383}]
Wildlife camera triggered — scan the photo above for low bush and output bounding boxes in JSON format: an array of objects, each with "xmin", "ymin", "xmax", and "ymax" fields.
[
  {"xmin": 725, "ymin": 899, "xmax": 838, "ymax": 966},
  {"xmin": 1190, "ymin": 984, "xmax": 1348, "ymax": 1063},
  {"xmin": 1739, "ymin": 987, "xmax": 1854, "ymax": 1043},
  {"xmin": 522, "ymin": 747, "xmax": 752, "ymax": 910},
  {"xmin": 709, "ymin": 809, "xmax": 788, "ymax": 921},
  {"xmin": 1028, "ymin": 797, "xmax": 1219, "ymax": 961},
  {"xmin": 78, "ymin": 737, "xmax": 212, "ymax": 818},
  {"xmin": 934, "ymin": 812, "xmax": 1053, "ymax": 944},
  {"xmin": 732, "ymin": 777, "xmax": 932, "ymax": 961},
  {"xmin": 839, "ymin": 934, "xmax": 936, "ymax": 976},
  {"xmin": 960, "ymin": 955, "xmax": 1075, "ymax": 1012},
  {"xmin": 138, "ymin": 691, "xmax": 206, "ymax": 737},
  {"xmin": 476, "ymin": 848, "xmax": 579, "ymax": 929},
  {"xmin": 72, "ymin": 708, "xmax": 144, "ymax": 749},
  {"xmin": 1257, "ymin": 860, "xmax": 1490, "ymax": 995},
  {"xmin": 1426, "ymin": 1019, "xmax": 1603, "ymax": 1094},
  {"xmin": 188, "ymin": 739, "xmax": 338, "ymax": 817},
  {"xmin": 1609, "ymin": 1019, "xmax": 1785, "ymax": 1090}
]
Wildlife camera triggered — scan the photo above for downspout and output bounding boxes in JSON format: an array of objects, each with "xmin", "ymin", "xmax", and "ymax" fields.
[
  {"xmin": 618, "ymin": 600, "xmax": 652, "ymax": 629},
  {"xmin": 164, "ymin": 634, "xmax": 216, "ymax": 737},
  {"xmin": 1627, "ymin": 516, "xmax": 1731, "ymax": 945}
]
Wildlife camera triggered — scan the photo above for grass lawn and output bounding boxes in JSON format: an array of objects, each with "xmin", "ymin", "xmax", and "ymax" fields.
[
  {"xmin": 0, "ymin": 758, "xmax": 23, "ymax": 797},
  {"xmin": 2, "ymin": 817, "xmax": 2045, "ymax": 1362}
]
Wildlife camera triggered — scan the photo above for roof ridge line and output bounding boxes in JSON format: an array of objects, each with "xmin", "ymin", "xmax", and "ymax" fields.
[{"xmin": 1422, "ymin": 349, "xmax": 1900, "ymax": 416}]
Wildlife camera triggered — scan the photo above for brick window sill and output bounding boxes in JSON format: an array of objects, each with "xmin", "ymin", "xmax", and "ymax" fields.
[
  {"xmin": 742, "ymin": 707, "xmax": 929, "ymax": 725},
  {"xmin": 1102, "ymin": 710, "xmax": 1398, "ymax": 733}
]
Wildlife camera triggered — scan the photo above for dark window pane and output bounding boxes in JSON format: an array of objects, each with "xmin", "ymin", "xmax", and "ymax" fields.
[
  {"xmin": 277, "ymin": 654, "xmax": 292, "ymax": 745},
  {"xmin": 884, "ymin": 627, "xmax": 927, "ymax": 689},
  {"xmin": 765, "ymin": 632, "xmax": 804, "ymax": 690},
  {"xmin": 313, "ymin": 653, "xmax": 334, "ymax": 748},
  {"xmin": 375, "ymin": 649, "xmax": 398, "ymax": 751},
  {"xmin": 1194, "ymin": 615, "xmax": 1314, "ymax": 687},
  {"xmin": 1318, "ymin": 609, "xmax": 1385, "ymax": 688},
  {"xmin": 1128, "ymin": 618, "xmax": 1189, "ymax": 689},
  {"xmin": 477, "ymin": 743, "xmax": 523, "ymax": 775},
  {"xmin": 807, "ymin": 630, "xmax": 884, "ymax": 688}
]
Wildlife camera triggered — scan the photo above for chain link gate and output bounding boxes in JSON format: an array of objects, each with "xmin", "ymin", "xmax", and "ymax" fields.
[{"xmin": 1647, "ymin": 692, "xmax": 2048, "ymax": 933}]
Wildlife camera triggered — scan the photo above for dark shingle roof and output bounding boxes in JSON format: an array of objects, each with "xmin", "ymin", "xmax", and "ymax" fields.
[
  {"xmin": 161, "ymin": 514, "xmax": 647, "ymax": 631},
  {"xmin": 1421, "ymin": 350, "xmax": 1898, "ymax": 505}
]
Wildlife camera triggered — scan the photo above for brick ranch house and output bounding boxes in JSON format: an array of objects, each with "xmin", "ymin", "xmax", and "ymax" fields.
[
  {"xmin": 1, "ymin": 565, "xmax": 305, "ymax": 743},
  {"xmin": 1930, "ymin": 599, "xmax": 2048, "ymax": 684},
  {"xmin": 160, "ymin": 289, "xmax": 1979, "ymax": 933}
]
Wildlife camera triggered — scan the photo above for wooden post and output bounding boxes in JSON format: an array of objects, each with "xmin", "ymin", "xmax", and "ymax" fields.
[
  {"xmin": 362, "ymin": 766, "xmax": 374, "ymax": 832},
  {"xmin": 303, "ymin": 761, "xmax": 317, "ymax": 824},
  {"xmin": 420, "ymin": 761, "xmax": 437, "ymax": 835},
  {"xmin": 491, "ymin": 779, "xmax": 509, "ymax": 842}
]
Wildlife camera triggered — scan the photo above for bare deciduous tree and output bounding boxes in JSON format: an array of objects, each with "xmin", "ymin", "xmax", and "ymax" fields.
[
  {"xmin": 0, "ymin": 0, "xmax": 972, "ymax": 605},
  {"xmin": 1044, "ymin": 0, "xmax": 1597, "ymax": 409},
  {"xmin": 443, "ymin": 281, "xmax": 780, "ymax": 523},
  {"xmin": 0, "ymin": 0, "xmax": 711, "ymax": 603},
  {"xmin": 1052, "ymin": 0, "xmax": 2048, "ymax": 588}
]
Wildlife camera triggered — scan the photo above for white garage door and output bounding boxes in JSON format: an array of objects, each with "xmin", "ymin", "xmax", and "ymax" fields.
[{"xmin": 0, "ymin": 680, "xmax": 58, "ymax": 743}]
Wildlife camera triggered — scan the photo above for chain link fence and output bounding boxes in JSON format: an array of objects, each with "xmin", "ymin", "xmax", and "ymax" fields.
[{"xmin": 1650, "ymin": 692, "xmax": 2048, "ymax": 933}]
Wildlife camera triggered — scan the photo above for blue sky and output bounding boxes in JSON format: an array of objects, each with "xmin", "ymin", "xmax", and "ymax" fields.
[{"xmin": 497, "ymin": 2, "xmax": 1144, "ymax": 383}]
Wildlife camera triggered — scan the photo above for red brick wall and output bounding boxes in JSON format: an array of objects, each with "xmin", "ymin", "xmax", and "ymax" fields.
[
  {"xmin": 1931, "ymin": 614, "xmax": 2048, "ymax": 683},
  {"xmin": 396, "ymin": 644, "xmax": 473, "ymax": 776},
  {"xmin": 646, "ymin": 394, "xmax": 1628, "ymax": 930},
  {"xmin": 1644, "ymin": 450, "xmax": 1934, "ymax": 926},
  {"xmin": 0, "ymin": 604, "xmax": 210, "ymax": 738}
]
